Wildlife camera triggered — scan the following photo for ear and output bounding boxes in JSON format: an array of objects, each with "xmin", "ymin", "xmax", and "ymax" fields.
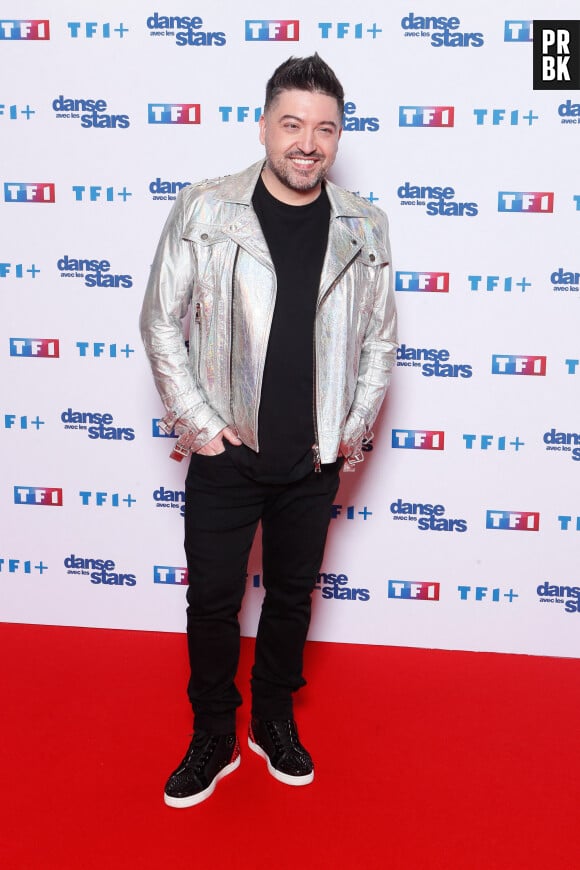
[{"xmin": 258, "ymin": 114, "xmax": 266, "ymax": 145}]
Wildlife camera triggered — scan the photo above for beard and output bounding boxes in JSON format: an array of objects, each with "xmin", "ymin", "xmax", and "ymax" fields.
[{"xmin": 265, "ymin": 151, "xmax": 329, "ymax": 193}]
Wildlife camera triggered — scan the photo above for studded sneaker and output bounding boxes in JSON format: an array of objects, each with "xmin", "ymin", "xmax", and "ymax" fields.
[
  {"xmin": 248, "ymin": 718, "xmax": 314, "ymax": 786},
  {"xmin": 164, "ymin": 731, "xmax": 240, "ymax": 808}
]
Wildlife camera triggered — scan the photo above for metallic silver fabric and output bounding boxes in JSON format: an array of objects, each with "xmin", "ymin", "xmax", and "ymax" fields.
[{"xmin": 140, "ymin": 160, "xmax": 398, "ymax": 466}]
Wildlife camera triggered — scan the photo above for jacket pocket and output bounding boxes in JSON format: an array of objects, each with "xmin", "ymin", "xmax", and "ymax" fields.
[
  {"xmin": 182, "ymin": 222, "xmax": 230, "ymax": 246},
  {"xmin": 357, "ymin": 242, "xmax": 390, "ymax": 268}
]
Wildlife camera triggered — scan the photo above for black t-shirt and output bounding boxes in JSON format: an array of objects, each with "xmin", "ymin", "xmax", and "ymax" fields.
[{"xmin": 227, "ymin": 175, "xmax": 330, "ymax": 483}]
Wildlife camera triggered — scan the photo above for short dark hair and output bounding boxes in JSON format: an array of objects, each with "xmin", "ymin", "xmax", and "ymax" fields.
[{"xmin": 264, "ymin": 54, "xmax": 345, "ymax": 117}]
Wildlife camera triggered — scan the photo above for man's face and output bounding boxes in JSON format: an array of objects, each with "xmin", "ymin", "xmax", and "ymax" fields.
[{"xmin": 259, "ymin": 88, "xmax": 342, "ymax": 204}]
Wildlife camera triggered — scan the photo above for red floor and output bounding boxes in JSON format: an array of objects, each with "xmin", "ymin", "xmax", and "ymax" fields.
[{"xmin": 1, "ymin": 623, "xmax": 578, "ymax": 869}]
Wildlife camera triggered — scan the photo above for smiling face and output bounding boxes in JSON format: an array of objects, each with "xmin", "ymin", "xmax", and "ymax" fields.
[{"xmin": 259, "ymin": 88, "xmax": 342, "ymax": 204}]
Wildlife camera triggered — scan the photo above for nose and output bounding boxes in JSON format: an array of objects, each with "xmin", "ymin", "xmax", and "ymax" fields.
[{"xmin": 296, "ymin": 127, "xmax": 316, "ymax": 154}]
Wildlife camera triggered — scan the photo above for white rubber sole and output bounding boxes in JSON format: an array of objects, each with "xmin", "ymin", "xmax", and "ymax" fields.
[
  {"xmin": 247, "ymin": 735, "xmax": 314, "ymax": 786},
  {"xmin": 163, "ymin": 753, "xmax": 241, "ymax": 808}
]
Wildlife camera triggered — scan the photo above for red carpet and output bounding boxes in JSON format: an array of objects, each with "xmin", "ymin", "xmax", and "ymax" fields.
[{"xmin": 0, "ymin": 623, "xmax": 578, "ymax": 869}]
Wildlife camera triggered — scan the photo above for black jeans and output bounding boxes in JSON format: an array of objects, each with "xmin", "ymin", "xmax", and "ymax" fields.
[{"xmin": 184, "ymin": 449, "xmax": 341, "ymax": 734}]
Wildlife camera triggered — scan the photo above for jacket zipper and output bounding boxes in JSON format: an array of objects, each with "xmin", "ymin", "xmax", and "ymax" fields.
[
  {"xmin": 229, "ymin": 247, "xmax": 240, "ymax": 427},
  {"xmin": 311, "ymin": 252, "xmax": 360, "ymax": 473},
  {"xmin": 311, "ymin": 321, "xmax": 321, "ymax": 472},
  {"xmin": 194, "ymin": 301, "xmax": 202, "ymax": 382}
]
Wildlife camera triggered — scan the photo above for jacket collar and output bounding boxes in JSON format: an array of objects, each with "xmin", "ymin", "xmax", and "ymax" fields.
[
  {"xmin": 216, "ymin": 160, "xmax": 373, "ymax": 296},
  {"xmin": 216, "ymin": 159, "xmax": 374, "ymax": 222}
]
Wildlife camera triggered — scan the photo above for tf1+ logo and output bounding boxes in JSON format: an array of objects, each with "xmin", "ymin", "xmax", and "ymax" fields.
[
  {"xmin": 399, "ymin": 106, "xmax": 454, "ymax": 127},
  {"xmin": 0, "ymin": 19, "xmax": 49, "ymax": 39},
  {"xmin": 153, "ymin": 565, "xmax": 188, "ymax": 585},
  {"xmin": 67, "ymin": 22, "xmax": 129, "ymax": 39},
  {"xmin": 4, "ymin": 183, "xmax": 55, "ymax": 203},
  {"xmin": 486, "ymin": 510, "xmax": 540, "ymax": 531},
  {"xmin": 0, "ymin": 557, "xmax": 48, "ymax": 574},
  {"xmin": 0, "ymin": 104, "xmax": 36, "ymax": 121},
  {"xmin": 498, "ymin": 191, "xmax": 554, "ymax": 212},
  {"xmin": 458, "ymin": 586, "xmax": 519, "ymax": 603},
  {"xmin": 14, "ymin": 486, "xmax": 63, "ymax": 506},
  {"xmin": 245, "ymin": 20, "xmax": 299, "ymax": 41},
  {"xmin": 148, "ymin": 103, "xmax": 200, "ymax": 124},
  {"xmin": 318, "ymin": 22, "xmax": 382, "ymax": 40},
  {"xmin": 392, "ymin": 429, "xmax": 445, "ymax": 450},
  {"xmin": 0, "ymin": 263, "xmax": 40, "ymax": 279},
  {"xmin": 491, "ymin": 354, "xmax": 546, "ymax": 376},
  {"xmin": 10, "ymin": 338, "xmax": 59, "ymax": 358}
]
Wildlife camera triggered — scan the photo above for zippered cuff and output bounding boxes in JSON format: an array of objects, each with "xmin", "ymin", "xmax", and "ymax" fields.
[
  {"xmin": 159, "ymin": 409, "xmax": 228, "ymax": 462},
  {"xmin": 342, "ymin": 429, "xmax": 374, "ymax": 473},
  {"xmin": 159, "ymin": 412, "xmax": 197, "ymax": 461},
  {"xmin": 158, "ymin": 411, "xmax": 179, "ymax": 436},
  {"xmin": 169, "ymin": 430, "xmax": 198, "ymax": 462}
]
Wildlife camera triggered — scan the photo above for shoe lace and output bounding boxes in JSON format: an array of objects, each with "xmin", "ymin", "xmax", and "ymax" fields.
[
  {"xmin": 267, "ymin": 719, "xmax": 299, "ymax": 753},
  {"xmin": 185, "ymin": 732, "xmax": 219, "ymax": 773}
]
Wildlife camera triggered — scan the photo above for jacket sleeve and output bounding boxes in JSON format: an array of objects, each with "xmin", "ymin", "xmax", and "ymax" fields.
[
  {"xmin": 341, "ymin": 210, "xmax": 398, "ymax": 463},
  {"xmin": 139, "ymin": 190, "xmax": 227, "ymax": 459}
]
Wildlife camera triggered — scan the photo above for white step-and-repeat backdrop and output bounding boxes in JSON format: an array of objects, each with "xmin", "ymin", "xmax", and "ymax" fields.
[{"xmin": 1, "ymin": 1, "xmax": 579, "ymax": 657}]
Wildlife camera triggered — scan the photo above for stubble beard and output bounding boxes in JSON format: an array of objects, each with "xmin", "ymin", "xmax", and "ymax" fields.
[{"xmin": 266, "ymin": 153, "xmax": 329, "ymax": 193}]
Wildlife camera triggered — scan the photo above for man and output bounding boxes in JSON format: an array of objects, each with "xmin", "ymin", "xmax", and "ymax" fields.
[{"xmin": 140, "ymin": 54, "xmax": 397, "ymax": 808}]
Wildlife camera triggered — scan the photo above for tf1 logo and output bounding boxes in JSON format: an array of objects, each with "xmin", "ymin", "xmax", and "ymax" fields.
[
  {"xmin": 399, "ymin": 106, "xmax": 454, "ymax": 127},
  {"xmin": 392, "ymin": 429, "xmax": 445, "ymax": 450},
  {"xmin": 395, "ymin": 271, "xmax": 449, "ymax": 292},
  {"xmin": 491, "ymin": 354, "xmax": 546, "ymax": 375},
  {"xmin": 0, "ymin": 19, "xmax": 49, "ymax": 39},
  {"xmin": 148, "ymin": 104, "xmax": 200, "ymax": 124},
  {"xmin": 388, "ymin": 580, "xmax": 440, "ymax": 600},
  {"xmin": 153, "ymin": 566, "xmax": 188, "ymax": 585},
  {"xmin": 4, "ymin": 183, "xmax": 55, "ymax": 203},
  {"xmin": 498, "ymin": 191, "xmax": 554, "ymax": 212},
  {"xmin": 504, "ymin": 21, "xmax": 532, "ymax": 42},
  {"xmin": 10, "ymin": 338, "xmax": 59, "ymax": 357},
  {"xmin": 486, "ymin": 510, "xmax": 540, "ymax": 531},
  {"xmin": 245, "ymin": 20, "xmax": 299, "ymax": 41},
  {"xmin": 14, "ymin": 486, "xmax": 63, "ymax": 506}
]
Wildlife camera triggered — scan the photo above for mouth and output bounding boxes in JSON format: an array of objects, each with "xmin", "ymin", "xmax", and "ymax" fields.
[{"xmin": 287, "ymin": 155, "xmax": 321, "ymax": 169}]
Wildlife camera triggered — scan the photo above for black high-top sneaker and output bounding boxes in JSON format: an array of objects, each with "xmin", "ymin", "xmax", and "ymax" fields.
[
  {"xmin": 248, "ymin": 718, "xmax": 314, "ymax": 786},
  {"xmin": 164, "ymin": 731, "xmax": 240, "ymax": 808}
]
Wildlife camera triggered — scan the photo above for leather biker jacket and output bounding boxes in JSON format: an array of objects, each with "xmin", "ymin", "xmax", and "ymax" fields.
[{"xmin": 140, "ymin": 160, "xmax": 397, "ymax": 469}]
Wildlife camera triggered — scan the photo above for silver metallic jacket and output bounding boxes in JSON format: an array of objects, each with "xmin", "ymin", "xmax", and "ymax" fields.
[{"xmin": 140, "ymin": 160, "xmax": 398, "ymax": 468}]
